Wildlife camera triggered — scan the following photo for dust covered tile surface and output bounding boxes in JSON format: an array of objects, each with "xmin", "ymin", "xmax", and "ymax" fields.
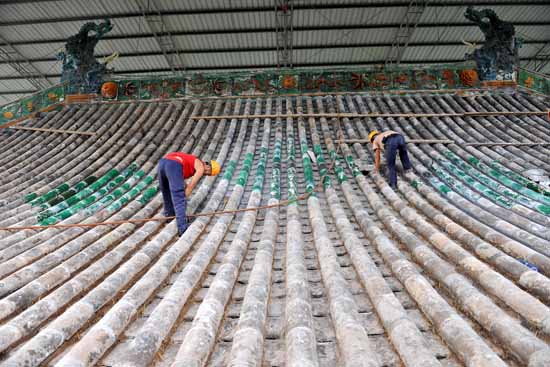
[{"xmin": 0, "ymin": 92, "xmax": 550, "ymax": 367}]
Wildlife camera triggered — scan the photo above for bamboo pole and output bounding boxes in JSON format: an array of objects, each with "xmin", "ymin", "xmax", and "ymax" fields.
[
  {"xmin": 339, "ymin": 139, "xmax": 550, "ymax": 146},
  {"xmin": 464, "ymin": 142, "xmax": 550, "ymax": 146},
  {"xmin": 9, "ymin": 126, "xmax": 96, "ymax": 136},
  {"xmin": 189, "ymin": 110, "xmax": 547, "ymax": 120},
  {"xmin": 463, "ymin": 111, "xmax": 547, "ymax": 116},
  {"xmin": 341, "ymin": 138, "xmax": 455, "ymax": 144},
  {"xmin": 0, "ymin": 103, "xmax": 64, "ymax": 130},
  {"xmin": 190, "ymin": 112, "xmax": 462, "ymax": 120}
]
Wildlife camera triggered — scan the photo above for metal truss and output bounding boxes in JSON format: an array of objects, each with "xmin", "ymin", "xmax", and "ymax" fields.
[
  {"xmin": 0, "ymin": 35, "xmax": 51, "ymax": 90},
  {"xmin": 135, "ymin": 0, "xmax": 185, "ymax": 76},
  {"xmin": 385, "ymin": 1, "xmax": 428, "ymax": 68},
  {"xmin": 275, "ymin": 0, "xmax": 293, "ymax": 68},
  {"xmin": 523, "ymin": 42, "xmax": 550, "ymax": 73}
]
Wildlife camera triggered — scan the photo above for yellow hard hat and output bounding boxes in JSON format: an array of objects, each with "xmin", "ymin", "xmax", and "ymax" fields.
[
  {"xmin": 210, "ymin": 160, "xmax": 220, "ymax": 176},
  {"xmin": 368, "ymin": 130, "xmax": 379, "ymax": 142}
]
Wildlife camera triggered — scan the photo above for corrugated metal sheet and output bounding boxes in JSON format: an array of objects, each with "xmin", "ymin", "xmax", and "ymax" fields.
[
  {"xmin": 170, "ymin": 28, "xmax": 404, "ymax": 51},
  {"xmin": 421, "ymin": 4, "xmax": 550, "ymax": 24},
  {"xmin": 412, "ymin": 24, "xmax": 550, "ymax": 44},
  {"xmin": 96, "ymin": 38, "xmax": 161, "ymax": 55},
  {"xmin": 12, "ymin": 43, "xmax": 65, "ymax": 63},
  {"xmin": 29, "ymin": 61, "xmax": 64, "ymax": 75},
  {"xmin": 293, "ymin": 7, "xmax": 408, "ymax": 27},
  {"xmin": 0, "ymin": 64, "xmax": 19, "ymax": 78},
  {"xmin": 0, "ymin": 78, "xmax": 37, "ymax": 91},
  {"xmin": 402, "ymin": 45, "xmax": 465, "ymax": 62},
  {"xmin": 113, "ymin": 54, "xmax": 170, "ymax": 71},
  {"xmin": 295, "ymin": 46, "xmax": 388, "ymax": 64},
  {"xmin": 294, "ymin": 29, "xmax": 397, "ymax": 47},
  {"xmin": 516, "ymin": 25, "xmax": 550, "ymax": 41},
  {"xmin": 0, "ymin": 0, "xmax": 547, "ymax": 102}
]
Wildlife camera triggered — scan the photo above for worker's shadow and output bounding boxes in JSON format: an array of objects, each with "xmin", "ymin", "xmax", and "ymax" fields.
[{"xmin": 360, "ymin": 161, "xmax": 407, "ymax": 177}]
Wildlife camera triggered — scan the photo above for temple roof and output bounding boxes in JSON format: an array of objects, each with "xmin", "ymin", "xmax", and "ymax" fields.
[{"xmin": 0, "ymin": 90, "xmax": 549, "ymax": 366}]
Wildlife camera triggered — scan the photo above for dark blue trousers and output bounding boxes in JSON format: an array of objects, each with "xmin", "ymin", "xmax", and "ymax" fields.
[
  {"xmin": 158, "ymin": 159, "xmax": 188, "ymax": 235},
  {"xmin": 385, "ymin": 134, "xmax": 412, "ymax": 188}
]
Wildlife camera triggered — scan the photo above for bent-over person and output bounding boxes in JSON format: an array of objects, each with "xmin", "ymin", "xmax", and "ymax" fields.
[
  {"xmin": 368, "ymin": 130, "xmax": 412, "ymax": 189},
  {"xmin": 158, "ymin": 152, "xmax": 220, "ymax": 235}
]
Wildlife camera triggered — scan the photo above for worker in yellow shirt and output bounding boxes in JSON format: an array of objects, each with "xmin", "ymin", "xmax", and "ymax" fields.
[{"xmin": 368, "ymin": 130, "xmax": 412, "ymax": 189}]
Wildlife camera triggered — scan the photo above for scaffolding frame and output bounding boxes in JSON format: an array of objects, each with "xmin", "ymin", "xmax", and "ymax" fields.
[
  {"xmin": 524, "ymin": 42, "xmax": 550, "ymax": 73},
  {"xmin": 0, "ymin": 35, "xmax": 52, "ymax": 90},
  {"xmin": 135, "ymin": 0, "xmax": 186, "ymax": 76},
  {"xmin": 275, "ymin": 0, "xmax": 294, "ymax": 69},
  {"xmin": 385, "ymin": 1, "xmax": 428, "ymax": 68}
]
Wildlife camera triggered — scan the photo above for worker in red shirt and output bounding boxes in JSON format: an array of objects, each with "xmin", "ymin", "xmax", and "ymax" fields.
[{"xmin": 158, "ymin": 152, "xmax": 220, "ymax": 235}]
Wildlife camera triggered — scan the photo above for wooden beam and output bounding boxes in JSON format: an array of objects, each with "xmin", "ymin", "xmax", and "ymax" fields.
[{"xmin": 9, "ymin": 126, "xmax": 96, "ymax": 136}]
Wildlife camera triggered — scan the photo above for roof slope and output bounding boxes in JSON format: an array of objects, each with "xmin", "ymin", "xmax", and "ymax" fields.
[{"xmin": 0, "ymin": 91, "xmax": 550, "ymax": 366}]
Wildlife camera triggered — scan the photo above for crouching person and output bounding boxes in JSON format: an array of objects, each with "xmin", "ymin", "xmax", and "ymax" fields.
[
  {"xmin": 158, "ymin": 152, "xmax": 220, "ymax": 236},
  {"xmin": 368, "ymin": 130, "xmax": 412, "ymax": 189}
]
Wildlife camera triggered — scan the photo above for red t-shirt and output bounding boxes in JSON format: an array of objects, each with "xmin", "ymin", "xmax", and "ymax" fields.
[{"xmin": 164, "ymin": 152, "xmax": 197, "ymax": 178}]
